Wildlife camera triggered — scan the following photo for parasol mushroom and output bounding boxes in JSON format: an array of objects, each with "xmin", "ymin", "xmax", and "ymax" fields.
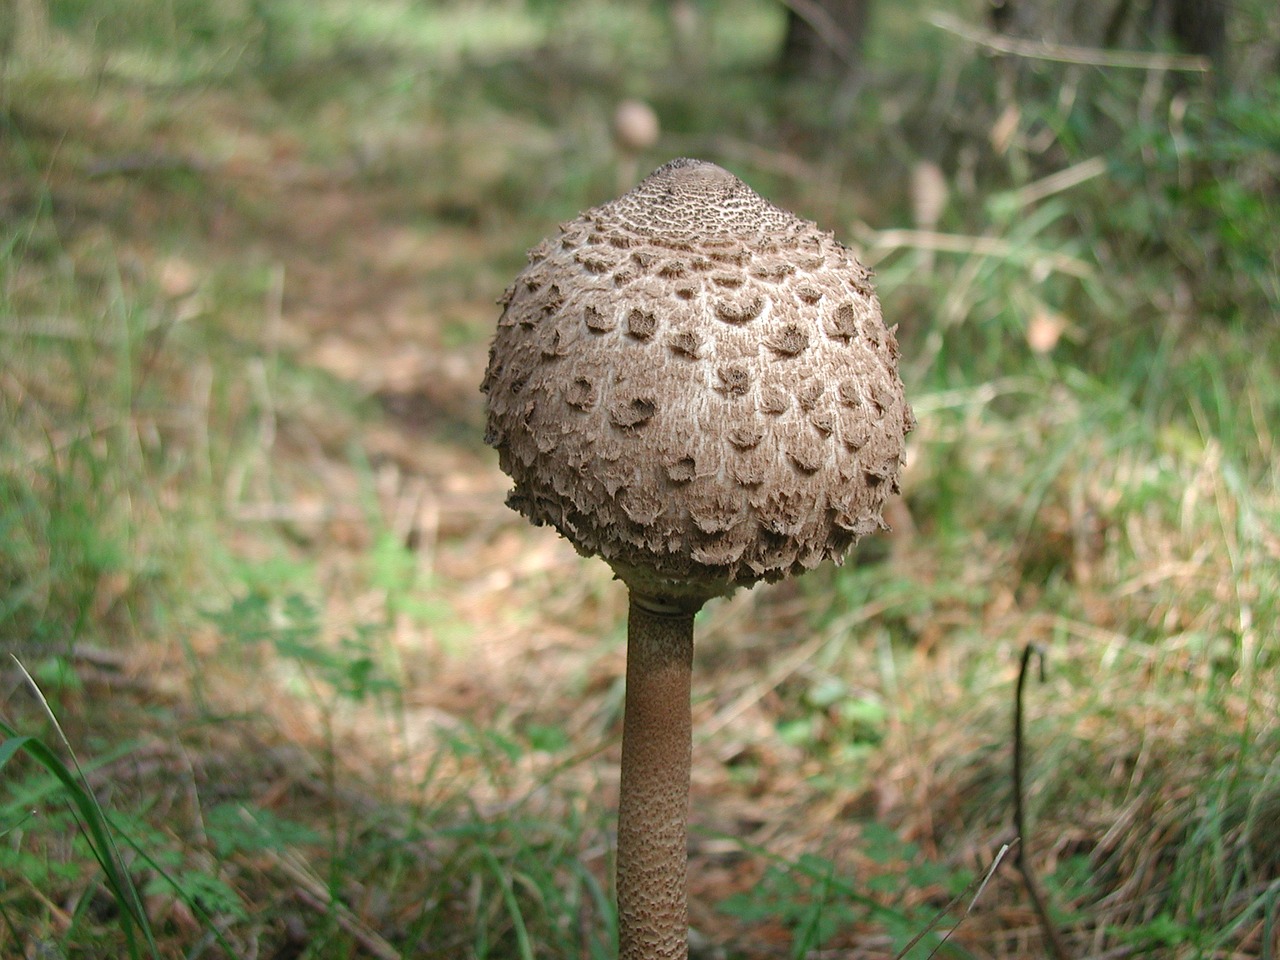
[{"xmin": 482, "ymin": 158, "xmax": 913, "ymax": 960}]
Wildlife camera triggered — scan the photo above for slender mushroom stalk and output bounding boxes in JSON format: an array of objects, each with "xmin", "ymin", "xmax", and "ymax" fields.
[
  {"xmin": 617, "ymin": 593, "xmax": 699, "ymax": 959},
  {"xmin": 482, "ymin": 159, "xmax": 913, "ymax": 959}
]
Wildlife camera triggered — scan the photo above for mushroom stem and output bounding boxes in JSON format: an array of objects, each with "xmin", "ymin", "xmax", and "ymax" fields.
[{"xmin": 617, "ymin": 591, "xmax": 703, "ymax": 960}]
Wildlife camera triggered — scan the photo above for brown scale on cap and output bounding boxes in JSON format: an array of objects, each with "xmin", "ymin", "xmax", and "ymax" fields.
[{"xmin": 483, "ymin": 158, "xmax": 914, "ymax": 603}]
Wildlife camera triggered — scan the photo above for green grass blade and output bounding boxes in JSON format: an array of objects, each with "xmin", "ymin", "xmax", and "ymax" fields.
[
  {"xmin": 0, "ymin": 726, "xmax": 155, "ymax": 958},
  {"xmin": 481, "ymin": 847, "xmax": 535, "ymax": 960},
  {"xmin": 3, "ymin": 657, "xmax": 160, "ymax": 959}
]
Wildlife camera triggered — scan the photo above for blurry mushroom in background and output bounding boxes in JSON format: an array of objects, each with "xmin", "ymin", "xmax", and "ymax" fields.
[
  {"xmin": 909, "ymin": 160, "xmax": 948, "ymax": 270},
  {"xmin": 482, "ymin": 158, "xmax": 913, "ymax": 960},
  {"xmin": 612, "ymin": 99, "xmax": 661, "ymax": 193}
]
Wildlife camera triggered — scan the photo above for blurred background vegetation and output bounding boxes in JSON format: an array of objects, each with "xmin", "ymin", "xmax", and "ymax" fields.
[{"xmin": 1, "ymin": 0, "xmax": 1278, "ymax": 957}]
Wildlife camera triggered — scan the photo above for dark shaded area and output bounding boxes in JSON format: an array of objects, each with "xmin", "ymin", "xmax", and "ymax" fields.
[{"xmin": 778, "ymin": 0, "xmax": 872, "ymax": 78}]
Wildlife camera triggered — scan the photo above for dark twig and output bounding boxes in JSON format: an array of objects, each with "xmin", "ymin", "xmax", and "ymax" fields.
[{"xmin": 1013, "ymin": 643, "xmax": 1071, "ymax": 960}]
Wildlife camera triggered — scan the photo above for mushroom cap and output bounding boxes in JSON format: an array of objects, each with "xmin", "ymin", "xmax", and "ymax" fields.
[{"xmin": 482, "ymin": 158, "xmax": 914, "ymax": 602}]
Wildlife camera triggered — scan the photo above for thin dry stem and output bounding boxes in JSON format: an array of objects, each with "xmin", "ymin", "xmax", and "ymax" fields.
[{"xmin": 1013, "ymin": 643, "xmax": 1071, "ymax": 960}]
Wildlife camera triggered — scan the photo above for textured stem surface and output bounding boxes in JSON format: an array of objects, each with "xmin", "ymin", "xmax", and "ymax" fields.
[{"xmin": 617, "ymin": 592, "xmax": 700, "ymax": 960}]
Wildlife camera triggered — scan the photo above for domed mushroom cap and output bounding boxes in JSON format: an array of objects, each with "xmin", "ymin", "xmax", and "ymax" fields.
[{"xmin": 482, "ymin": 158, "xmax": 914, "ymax": 602}]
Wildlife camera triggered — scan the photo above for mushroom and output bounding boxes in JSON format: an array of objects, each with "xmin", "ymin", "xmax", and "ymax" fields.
[
  {"xmin": 482, "ymin": 158, "xmax": 913, "ymax": 959},
  {"xmin": 612, "ymin": 99, "xmax": 661, "ymax": 194}
]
